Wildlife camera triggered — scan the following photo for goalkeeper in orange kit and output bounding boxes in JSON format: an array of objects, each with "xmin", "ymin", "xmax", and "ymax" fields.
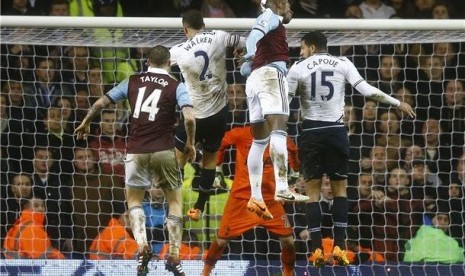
[{"xmin": 201, "ymin": 125, "xmax": 299, "ymax": 276}]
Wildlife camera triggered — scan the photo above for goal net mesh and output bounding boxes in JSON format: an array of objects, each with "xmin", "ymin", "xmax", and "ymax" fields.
[
  {"xmin": 2, "ymin": 27, "xmax": 465, "ymax": 47},
  {"xmin": 1, "ymin": 18, "xmax": 465, "ymax": 274}
]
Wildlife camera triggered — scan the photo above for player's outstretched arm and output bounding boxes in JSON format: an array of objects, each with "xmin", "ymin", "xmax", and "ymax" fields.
[
  {"xmin": 181, "ymin": 106, "xmax": 196, "ymax": 163},
  {"xmin": 74, "ymin": 95, "xmax": 111, "ymax": 140},
  {"xmin": 346, "ymin": 59, "xmax": 415, "ymax": 119},
  {"xmin": 357, "ymin": 81, "xmax": 415, "ymax": 118}
]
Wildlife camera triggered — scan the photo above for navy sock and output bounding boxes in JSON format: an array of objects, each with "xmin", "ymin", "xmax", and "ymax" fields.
[
  {"xmin": 194, "ymin": 168, "xmax": 216, "ymax": 211},
  {"xmin": 332, "ymin": 196, "xmax": 348, "ymax": 249},
  {"xmin": 306, "ymin": 202, "xmax": 322, "ymax": 251}
]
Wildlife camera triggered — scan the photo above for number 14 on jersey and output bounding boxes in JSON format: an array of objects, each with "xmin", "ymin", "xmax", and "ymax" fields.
[{"xmin": 133, "ymin": 87, "xmax": 161, "ymax": 121}]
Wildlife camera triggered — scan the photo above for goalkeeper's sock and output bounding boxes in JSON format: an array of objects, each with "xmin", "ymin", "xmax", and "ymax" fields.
[
  {"xmin": 270, "ymin": 130, "xmax": 289, "ymax": 192},
  {"xmin": 281, "ymin": 243, "xmax": 296, "ymax": 276},
  {"xmin": 204, "ymin": 240, "xmax": 226, "ymax": 268},
  {"xmin": 248, "ymin": 138, "xmax": 269, "ymax": 201},
  {"xmin": 194, "ymin": 168, "xmax": 216, "ymax": 211},
  {"xmin": 128, "ymin": 206, "xmax": 148, "ymax": 251}
]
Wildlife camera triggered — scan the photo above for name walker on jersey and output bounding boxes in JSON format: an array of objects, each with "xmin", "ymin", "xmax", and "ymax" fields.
[{"xmin": 184, "ymin": 34, "xmax": 213, "ymax": 51}]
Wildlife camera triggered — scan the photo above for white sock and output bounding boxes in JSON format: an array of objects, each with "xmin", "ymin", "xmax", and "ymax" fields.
[
  {"xmin": 249, "ymin": 174, "xmax": 264, "ymax": 201},
  {"xmin": 248, "ymin": 138, "xmax": 269, "ymax": 201},
  {"xmin": 129, "ymin": 206, "xmax": 148, "ymax": 251},
  {"xmin": 270, "ymin": 130, "xmax": 289, "ymax": 192},
  {"xmin": 166, "ymin": 214, "xmax": 183, "ymax": 260}
]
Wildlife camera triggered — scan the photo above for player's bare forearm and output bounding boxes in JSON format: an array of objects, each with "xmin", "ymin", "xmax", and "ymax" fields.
[
  {"xmin": 82, "ymin": 96, "xmax": 111, "ymax": 125},
  {"xmin": 182, "ymin": 106, "xmax": 196, "ymax": 145},
  {"xmin": 74, "ymin": 96, "xmax": 111, "ymax": 140},
  {"xmin": 181, "ymin": 106, "xmax": 196, "ymax": 162}
]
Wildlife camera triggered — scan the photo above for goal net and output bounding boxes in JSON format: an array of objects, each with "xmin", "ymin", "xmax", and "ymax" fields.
[{"xmin": 1, "ymin": 16, "xmax": 465, "ymax": 275}]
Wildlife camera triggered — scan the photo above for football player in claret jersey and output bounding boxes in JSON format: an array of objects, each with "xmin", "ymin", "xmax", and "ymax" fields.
[
  {"xmin": 287, "ymin": 31, "xmax": 415, "ymax": 268},
  {"xmin": 239, "ymin": 0, "xmax": 308, "ymax": 221},
  {"xmin": 202, "ymin": 125, "xmax": 297, "ymax": 276},
  {"xmin": 75, "ymin": 46, "xmax": 196, "ymax": 276},
  {"xmin": 169, "ymin": 10, "xmax": 246, "ymax": 222}
]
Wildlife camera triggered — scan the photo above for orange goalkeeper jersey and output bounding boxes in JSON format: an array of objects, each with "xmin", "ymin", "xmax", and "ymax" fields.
[
  {"xmin": 3, "ymin": 209, "xmax": 65, "ymax": 259},
  {"xmin": 88, "ymin": 218, "xmax": 138, "ymax": 260},
  {"xmin": 217, "ymin": 126, "xmax": 299, "ymax": 201}
]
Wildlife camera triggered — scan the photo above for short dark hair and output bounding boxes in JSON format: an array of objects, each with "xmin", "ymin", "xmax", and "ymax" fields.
[
  {"xmin": 10, "ymin": 172, "xmax": 33, "ymax": 184},
  {"xmin": 302, "ymin": 31, "xmax": 328, "ymax": 51},
  {"xmin": 147, "ymin": 45, "xmax": 170, "ymax": 67},
  {"xmin": 34, "ymin": 146, "xmax": 52, "ymax": 155},
  {"xmin": 182, "ymin": 9, "xmax": 205, "ymax": 30},
  {"xmin": 52, "ymin": 96, "xmax": 73, "ymax": 108},
  {"xmin": 35, "ymin": 57, "xmax": 55, "ymax": 68}
]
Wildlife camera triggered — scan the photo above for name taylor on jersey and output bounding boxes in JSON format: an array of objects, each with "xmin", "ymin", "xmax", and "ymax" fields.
[{"xmin": 139, "ymin": 75, "xmax": 169, "ymax": 87}]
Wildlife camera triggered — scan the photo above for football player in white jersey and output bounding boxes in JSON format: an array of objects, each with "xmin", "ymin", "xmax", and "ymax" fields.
[
  {"xmin": 287, "ymin": 31, "xmax": 415, "ymax": 268},
  {"xmin": 170, "ymin": 10, "xmax": 245, "ymax": 222}
]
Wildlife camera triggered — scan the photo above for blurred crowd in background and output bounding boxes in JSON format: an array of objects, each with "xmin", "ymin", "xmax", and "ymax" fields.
[{"xmin": 1, "ymin": 0, "xmax": 465, "ymax": 19}]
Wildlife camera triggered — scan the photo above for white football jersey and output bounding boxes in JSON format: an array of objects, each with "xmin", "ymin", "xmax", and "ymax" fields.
[
  {"xmin": 288, "ymin": 53, "xmax": 365, "ymax": 122},
  {"xmin": 170, "ymin": 30, "xmax": 242, "ymax": 119}
]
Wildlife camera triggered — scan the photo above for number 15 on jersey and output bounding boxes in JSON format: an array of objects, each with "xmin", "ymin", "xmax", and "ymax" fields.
[{"xmin": 310, "ymin": 70, "xmax": 334, "ymax": 101}]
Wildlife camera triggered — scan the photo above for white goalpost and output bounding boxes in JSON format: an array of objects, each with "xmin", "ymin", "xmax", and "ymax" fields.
[
  {"xmin": 1, "ymin": 15, "xmax": 465, "ymax": 275},
  {"xmin": 2, "ymin": 16, "xmax": 465, "ymax": 47}
]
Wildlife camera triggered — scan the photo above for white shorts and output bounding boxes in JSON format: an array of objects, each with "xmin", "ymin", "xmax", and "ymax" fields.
[
  {"xmin": 245, "ymin": 66, "xmax": 290, "ymax": 123},
  {"xmin": 124, "ymin": 149, "xmax": 182, "ymax": 190}
]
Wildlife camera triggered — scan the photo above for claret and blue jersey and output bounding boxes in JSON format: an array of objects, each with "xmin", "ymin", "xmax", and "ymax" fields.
[{"xmin": 106, "ymin": 67, "xmax": 192, "ymax": 154}]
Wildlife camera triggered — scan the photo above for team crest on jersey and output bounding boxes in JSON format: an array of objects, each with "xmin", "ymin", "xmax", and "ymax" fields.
[{"xmin": 258, "ymin": 19, "xmax": 268, "ymax": 29}]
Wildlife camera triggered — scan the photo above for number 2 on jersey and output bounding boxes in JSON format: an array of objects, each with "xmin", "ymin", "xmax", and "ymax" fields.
[
  {"xmin": 133, "ymin": 86, "xmax": 161, "ymax": 121},
  {"xmin": 194, "ymin": 50, "xmax": 213, "ymax": 81},
  {"xmin": 310, "ymin": 70, "xmax": 334, "ymax": 101}
]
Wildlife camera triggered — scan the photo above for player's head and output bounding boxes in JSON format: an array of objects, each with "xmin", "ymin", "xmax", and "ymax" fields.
[
  {"xmin": 300, "ymin": 31, "xmax": 328, "ymax": 58},
  {"xmin": 182, "ymin": 9, "xmax": 205, "ymax": 36},
  {"xmin": 147, "ymin": 45, "xmax": 171, "ymax": 69},
  {"xmin": 265, "ymin": 0, "xmax": 293, "ymax": 24}
]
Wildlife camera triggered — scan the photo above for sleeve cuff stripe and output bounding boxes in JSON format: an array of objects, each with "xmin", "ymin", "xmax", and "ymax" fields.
[
  {"xmin": 104, "ymin": 94, "xmax": 116, "ymax": 104},
  {"xmin": 252, "ymin": 28, "xmax": 266, "ymax": 36},
  {"xmin": 353, "ymin": 79, "xmax": 364, "ymax": 87}
]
